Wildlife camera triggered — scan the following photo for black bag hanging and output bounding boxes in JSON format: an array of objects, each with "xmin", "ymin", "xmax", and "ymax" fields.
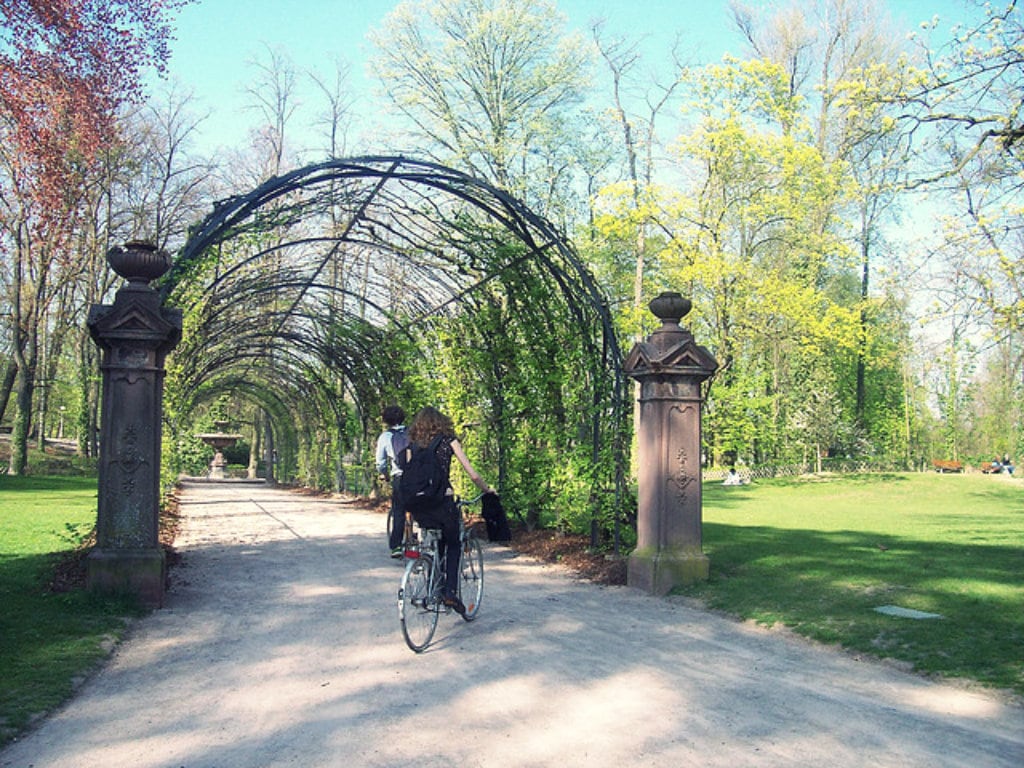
[
  {"xmin": 481, "ymin": 492, "xmax": 511, "ymax": 542},
  {"xmin": 399, "ymin": 435, "xmax": 449, "ymax": 513}
]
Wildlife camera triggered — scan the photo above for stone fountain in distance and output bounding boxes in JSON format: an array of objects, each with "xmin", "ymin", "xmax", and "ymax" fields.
[{"xmin": 195, "ymin": 421, "xmax": 244, "ymax": 479}]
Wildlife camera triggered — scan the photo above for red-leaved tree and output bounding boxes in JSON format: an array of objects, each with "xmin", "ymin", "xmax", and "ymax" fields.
[{"xmin": 0, "ymin": 0, "xmax": 191, "ymax": 474}]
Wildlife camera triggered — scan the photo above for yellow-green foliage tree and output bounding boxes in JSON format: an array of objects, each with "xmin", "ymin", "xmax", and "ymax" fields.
[{"xmin": 597, "ymin": 57, "xmax": 866, "ymax": 465}]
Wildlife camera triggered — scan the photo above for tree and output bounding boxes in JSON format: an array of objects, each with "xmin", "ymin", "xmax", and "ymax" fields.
[
  {"xmin": 0, "ymin": 0, "xmax": 191, "ymax": 474},
  {"xmin": 788, "ymin": 363, "xmax": 847, "ymax": 471},
  {"xmin": 900, "ymin": 0, "xmax": 1023, "ymax": 187},
  {"xmin": 966, "ymin": 332, "xmax": 1024, "ymax": 460},
  {"xmin": 368, "ymin": 0, "xmax": 590, "ymax": 210},
  {"xmin": 309, "ymin": 57, "xmax": 355, "ymax": 159},
  {"xmin": 119, "ymin": 81, "xmax": 215, "ymax": 249},
  {"xmin": 0, "ymin": 1, "xmax": 188, "ymax": 206},
  {"xmin": 591, "ymin": 23, "xmax": 687, "ymax": 336},
  {"xmin": 891, "ymin": 1, "xmax": 1024, "ymax": 459},
  {"xmin": 897, "ymin": 0, "xmax": 1024, "ymax": 342},
  {"xmin": 603, "ymin": 56, "xmax": 862, "ymax": 465},
  {"xmin": 52, "ymin": 83, "xmax": 214, "ymax": 458},
  {"xmin": 733, "ymin": 0, "xmax": 912, "ymax": 436},
  {"xmin": 241, "ymin": 44, "xmax": 300, "ymax": 180}
]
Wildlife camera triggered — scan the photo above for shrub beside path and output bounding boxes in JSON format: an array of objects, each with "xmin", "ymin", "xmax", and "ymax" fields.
[{"xmin": 2, "ymin": 480, "xmax": 1022, "ymax": 767}]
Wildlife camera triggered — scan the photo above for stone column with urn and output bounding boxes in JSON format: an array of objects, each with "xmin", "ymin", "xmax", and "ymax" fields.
[
  {"xmin": 87, "ymin": 241, "xmax": 182, "ymax": 607},
  {"xmin": 624, "ymin": 291, "xmax": 718, "ymax": 595}
]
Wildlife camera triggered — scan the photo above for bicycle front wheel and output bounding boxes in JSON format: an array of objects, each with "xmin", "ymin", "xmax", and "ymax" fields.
[
  {"xmin": 459, "ymin": 536, "xmax": 484, "ymax": 621},
  {"xmin": 399, "ymin": 557, "xmax": 439, "ymax": 652}
]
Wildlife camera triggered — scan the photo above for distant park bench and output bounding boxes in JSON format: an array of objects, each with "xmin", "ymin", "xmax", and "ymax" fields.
[
  {"xmin": 980, "ymin": 462, "xmax": 1003, "ymax": 474},
  {"xmin": 931, "ymin": 459, "xmax": 963, "ymax": 473}
]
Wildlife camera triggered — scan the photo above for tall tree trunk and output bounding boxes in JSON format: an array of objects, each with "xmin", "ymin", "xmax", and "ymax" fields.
[
  {"xmin": 35, "ymin": 315, "xmax": 48, "ymax": 450},
  {"xmin": 0, "ymin": 361, "xmax": 16, "ymax": 423},
  {"xmin": 250, "ymin": 416, "xmax": 261, "ymax": 480},
  {"xmin": 8, "ymin": 244, "xmax": 38, "ymax": 475},
  {"xmin": 264, "ymin": 416, "xmax": 276, "ymax": 484},
  {"xmin": 76, "ymin": 345, "xmax": 92, "ymax": 457},
  {"xmin": 7, "ymin": 350, "xmax": 35, "ymax": 475},
  {"xmin": 855, "ymin": 233, "xmax": 869, "ymax": 428}
]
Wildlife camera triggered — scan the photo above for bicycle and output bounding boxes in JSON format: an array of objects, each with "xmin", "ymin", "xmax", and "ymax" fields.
[{"xmin": 397, "ymin": 494, "xmax": 485, "ymax": 652}]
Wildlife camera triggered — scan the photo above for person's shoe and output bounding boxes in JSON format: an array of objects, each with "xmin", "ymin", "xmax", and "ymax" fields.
[
  {"xmin": 390, "ymin": 546, "xmax": 403, "ymax": 559},
  {"xmin": 442, "ymin": 594, "xmax": 466, "ymax": 615}
]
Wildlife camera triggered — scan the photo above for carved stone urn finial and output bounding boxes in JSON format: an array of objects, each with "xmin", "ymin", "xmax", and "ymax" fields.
[
  {"xmin": 649, "ymin": 291, "xmax": 692, "ymax": 327},
  {"xmin": 106, "ymin": 240, "xmax": 172, "ymax": 289}
]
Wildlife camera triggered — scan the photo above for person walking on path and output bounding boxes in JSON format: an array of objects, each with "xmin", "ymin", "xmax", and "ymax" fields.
[
  {"xmin": 375, "ymin": 405, "xmax": 409, "ymax": 558},
  {"xmin": 402, "ymin": 406, "xmax": 494, "ymax": 614}
]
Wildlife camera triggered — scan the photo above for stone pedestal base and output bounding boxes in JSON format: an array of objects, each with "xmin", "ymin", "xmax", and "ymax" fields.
[
  {"xmin": 87, "ymin": 548, "xmax": 165, "ymax": 608},
  {"xmin": 628, "ymin": 547, "xmax": 710, "ymax": 595},
  {"xmin": 209, "ymin": 452, "xmax": 227, "ymax": 479}
]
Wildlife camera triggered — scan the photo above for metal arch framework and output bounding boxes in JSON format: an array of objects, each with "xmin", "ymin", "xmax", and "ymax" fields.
[
  {"xmin": 162, "ymin": 155, "xmax": 626, "ymax": 493},
  {"xmin": 166, "ymin": 157, "xmax": 617, "ymax": 331}
]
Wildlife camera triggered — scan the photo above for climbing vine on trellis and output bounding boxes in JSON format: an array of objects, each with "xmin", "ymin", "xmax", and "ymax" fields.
[{"xmin": 161, "ymin": 157, "xmax": 629, "ymax": 541}]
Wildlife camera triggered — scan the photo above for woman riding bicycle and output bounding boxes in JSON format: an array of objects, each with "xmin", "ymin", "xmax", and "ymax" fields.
[{"xmin": 405, "ymin": 406, "xmax": 495, "ymax": 615}]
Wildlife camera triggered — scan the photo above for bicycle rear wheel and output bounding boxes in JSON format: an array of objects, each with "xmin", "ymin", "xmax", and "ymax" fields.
[
  {"xmin": 399, "ymin": 556, "xmax": 439, "ymax": 652},
  {"xmin": 458, "ymin": 536, "xmax": 484, "ymax": 621}
]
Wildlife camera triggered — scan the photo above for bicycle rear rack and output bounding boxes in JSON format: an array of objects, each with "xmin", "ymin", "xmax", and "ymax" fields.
[{"xmin": 404, "ymin": 527, "xmax": 442, "ymax": 560}]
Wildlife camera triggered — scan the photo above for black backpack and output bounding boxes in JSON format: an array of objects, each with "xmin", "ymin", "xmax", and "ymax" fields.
[
  {"xmin": 390, "ymin": 427, "xmax": 410, "ymax": 471},
  {"xmin": 399, "ymin": 435, "xmax": 449, "ymax": 513}
]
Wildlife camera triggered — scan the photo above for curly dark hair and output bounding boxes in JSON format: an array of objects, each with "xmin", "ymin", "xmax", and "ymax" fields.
[
  {"xmin": 381, "ymin": 405, "xmax": 405, "ymax": 427},
  {"xmin": 408, "ymin": 406, "xmax": 456, "ymax": 447}
]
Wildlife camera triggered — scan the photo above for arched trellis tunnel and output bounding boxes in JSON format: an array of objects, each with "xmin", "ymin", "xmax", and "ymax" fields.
[{"xmin": 160, "ymin": 156, "xmax": 629, "ymax": 542}]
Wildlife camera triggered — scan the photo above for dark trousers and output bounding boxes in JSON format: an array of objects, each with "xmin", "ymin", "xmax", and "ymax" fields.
[
  {"xmin": 388, "ymin": 476, "xmax": 405, "ymax": 550},
  {"xmin": 412, "ymin": 498, "xmax": 460, "ymax": 597}
]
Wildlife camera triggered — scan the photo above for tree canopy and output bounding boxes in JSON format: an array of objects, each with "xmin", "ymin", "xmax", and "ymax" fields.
[{"xmin": 0, "ymin": 0, "xmax": 191, "ymax": 475}]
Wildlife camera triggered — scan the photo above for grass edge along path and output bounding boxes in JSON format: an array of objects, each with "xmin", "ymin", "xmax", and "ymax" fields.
[
  {"xmin": 0, "ymin": 474, "xmax": 142, "ymax": 747},
  {"xmin": 683, "ymin": 472, "xmax": 1024, "ymax": 699}
]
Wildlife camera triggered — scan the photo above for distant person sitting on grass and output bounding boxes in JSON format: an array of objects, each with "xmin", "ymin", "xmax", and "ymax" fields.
[
  {"xmin": 1002, "ymin": 454, "xmax": 1015, "ymax": 474},
  {"xmin": 723, "ymin": 467, "xmax": 746, "ymax": 486}
]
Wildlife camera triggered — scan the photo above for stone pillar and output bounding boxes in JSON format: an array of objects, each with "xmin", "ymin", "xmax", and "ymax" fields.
[
  {"xmin": 87, "ymin": 241, "xmax": 182, "ymax": 608},
  {"xmin": 624, "ymin": 291, "xmax": 718, "ymax": 595}
]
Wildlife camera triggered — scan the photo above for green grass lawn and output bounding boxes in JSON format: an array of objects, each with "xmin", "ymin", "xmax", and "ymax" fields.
[
  {"xmin": 0, "ymin": 474, "xmax": 140, "ymax": 746},
  {"xmin": 686, "ymin": 472, "xmax": 1024, "ymax": 696}
]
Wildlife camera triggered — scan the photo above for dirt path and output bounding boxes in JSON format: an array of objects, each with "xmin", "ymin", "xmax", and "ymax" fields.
[{"xmin": 2, "ymin": 480, "xmax": 1022, "ymax": 767}]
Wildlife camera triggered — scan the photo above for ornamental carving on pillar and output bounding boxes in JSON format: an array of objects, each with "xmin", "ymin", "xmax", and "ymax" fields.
[
  {"xmin": 117, "ymin": 423, "xmax": 147, "ymax": 494},
  {"xmin": 673, "ymin": 444, "xmax": 696, "ymax": 503}
]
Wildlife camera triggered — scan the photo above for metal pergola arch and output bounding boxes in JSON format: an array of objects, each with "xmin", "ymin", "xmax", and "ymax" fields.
[
  {"xmin": 164, "ymin": 156, "xmax": 618, "ymax": 337},
  {"xmin": 162, "ymin": 155, "xmax": 626, "ymax": 515}
]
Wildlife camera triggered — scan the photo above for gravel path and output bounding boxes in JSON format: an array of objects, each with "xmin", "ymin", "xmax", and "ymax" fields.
[{"xmin": 2, "ymin": 480, "xmax": 1021, "ymax": 767}]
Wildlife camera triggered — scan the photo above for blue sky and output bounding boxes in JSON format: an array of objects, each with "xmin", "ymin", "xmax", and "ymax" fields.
[{"xmin": 159, "ymin": 0, "xmax": 975, "ymax": 154}]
